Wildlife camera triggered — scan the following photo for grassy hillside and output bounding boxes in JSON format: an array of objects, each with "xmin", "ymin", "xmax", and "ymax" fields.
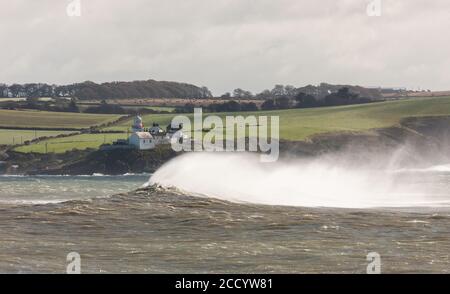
[
  {"xmin": 0, "ymin": 130, "xmax": 76, "ymax": 145},
  {"xmin": 106, "ymin": 96, "xmax": 450, "ymax": 140},
  {"xmin": 14, "ymin": 133, "xmax": 128, "ymax": 153},
  {"xmin": 0, "ymin": 109, "xmax": 123, "ymax": 129},
  {"xmin": 13, "ymin": 96, "xmax": 450, "ymax": 153}
]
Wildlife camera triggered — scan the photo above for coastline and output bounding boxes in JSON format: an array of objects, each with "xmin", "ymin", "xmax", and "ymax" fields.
[{"xmin": 1, "ymin": 116, "xmax": 449, "ymax": 176}]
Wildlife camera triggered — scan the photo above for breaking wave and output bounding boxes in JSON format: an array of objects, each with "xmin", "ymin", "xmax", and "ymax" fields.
[
  {"xmin": 149, "ymin": 152, "xmax": 450, "ymax": 209},
  {"xmin": 394, "ymin": 164, "xmax": 450, "ymax": 173},
  {"xmin": 0, "ymin": 199, "xmax": 71, "ymax": 205}
]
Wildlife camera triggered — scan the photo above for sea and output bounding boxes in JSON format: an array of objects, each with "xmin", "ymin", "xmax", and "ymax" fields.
[{"xmin": 0, "ymin": 153, "xmax": 450, "ymax": 273}]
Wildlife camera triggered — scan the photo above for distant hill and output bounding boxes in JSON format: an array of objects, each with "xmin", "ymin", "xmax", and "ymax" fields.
[{"xmin": 0, "ymin": 80, "xmax": 212, "ymax": 100}]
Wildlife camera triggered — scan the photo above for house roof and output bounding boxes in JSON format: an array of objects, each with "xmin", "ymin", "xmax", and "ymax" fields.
[{"xmin": 132, "ymin": 132, "xmax": 153, "ymax": 139}]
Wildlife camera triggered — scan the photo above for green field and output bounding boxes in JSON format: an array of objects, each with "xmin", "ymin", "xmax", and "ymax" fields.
[
  {"xmin": 0, "ymin": 98, "xmax": 26, "ymax": 102},
  {"xmin": 105, "ymin": 97, "xmax": 450, "ymax": 140},
  {"xmin": 0, "ymin": 129, "xmax": 77, "ymax": 145},
  {"xmin": 130, "ymin": 106, "xmax": 175, "ymax": 112},
  {"xmin": 0, "ymin": 97, "xmax": 58, "ymax": 102},
  {"xmin": 117, "ymin": 105, "xmax": 176, "ymax": 112},
  {"xmin": 14, "ymin": 133, "xmax": 129, "ymax": 153},
  {"xmin": 13, "ymin": 96, "xmax": 450, "ymax": 153},
  {"xmin": 76, "ymin": 104, "xmax": 176, "ymax": 113},
  {"xmin": 0, "ymin": 109, "xmax": 123, "ymax": 129}
]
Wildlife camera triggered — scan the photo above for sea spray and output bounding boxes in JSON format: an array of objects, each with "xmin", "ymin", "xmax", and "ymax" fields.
[{"xmin": 149, "ymin": 152, "xmax": 450, "ymax": 208}]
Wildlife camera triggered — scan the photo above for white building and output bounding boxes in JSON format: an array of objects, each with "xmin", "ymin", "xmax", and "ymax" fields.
[
  {"xmin": 149, "ymin": 123, "xmax": 165, "ymax": 136},
  {"xmin": 131, "ymin": 115, "xmax": 144, "ymax": 132},
  {"xmin": 102, "ymin": 115, "xmax": 184, "ymax": 151},
  {"xmin": 129, "ymin": 132, "xmax": 155, "ymax": 150}
]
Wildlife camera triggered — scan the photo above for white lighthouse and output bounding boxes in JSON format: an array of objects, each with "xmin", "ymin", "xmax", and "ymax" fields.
[
  {"xmin": 128, "ymin": 115, "xmax": 155, "ymax": 150},
  {"xmin": 131, "ymin": 115, "xmax": 144, "ymax": 132},
  {"xmin": 103, "ymin": 115, "xmax": 175, "ymax": 151}
]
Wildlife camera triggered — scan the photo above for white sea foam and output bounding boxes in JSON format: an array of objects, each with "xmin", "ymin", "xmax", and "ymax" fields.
[
  {"xmin": 149, "ymin": 152, "xmax": 450, "ymax": 209},
  {"xmin": 393, "ymin": 164, "xmax": 450, "ymax": 173},
  {"xmin": 428, "ymin": 164, "xmax": 450, "ymax": 172},
  {"xmin": 0, "ymin": 199, "xmax": 68, "ymax": 205}
]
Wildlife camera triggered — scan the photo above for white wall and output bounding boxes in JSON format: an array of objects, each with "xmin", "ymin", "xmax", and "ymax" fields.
[{"xmin": 129, "ymin": 134, "xmax": 155, "ymax": 150}]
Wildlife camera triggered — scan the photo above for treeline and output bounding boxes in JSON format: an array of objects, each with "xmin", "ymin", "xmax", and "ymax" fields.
[
  {"xmin": 0, "ymin": 98, "xmax": 80, "ymax": 113},
  {"xmin": 0, "ymin": 98, "xmax": 171, "ymax": 115},
  {"xmin": 175, "ymin": 87, "xmax": 377, "ymax": 113},
  {"xmin": 220, "ymin": 83, "xmax": 382, "ymax": 100},
  {"xmin": 83, "ymin": 101, "xmax": 171, "ymax": 115},
  {"xmin": 175, "ymin": 101, "xmax": 259, "ymax": 113},
  {"xmin": 1, "ymin": 81, "xmax": 383, "ymax": 101},
  {"xmin": 261, "ymin": 87, "xmax": 374, "ymax": 110},
  {"xmin": 0, "ymin": 80, "xmax": 212, "ymax": 100}
]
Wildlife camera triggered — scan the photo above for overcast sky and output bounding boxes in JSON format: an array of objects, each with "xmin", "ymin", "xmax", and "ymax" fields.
[{"xmin": 1, "ymin": 0, "xmax": 449, "ymax": 94}]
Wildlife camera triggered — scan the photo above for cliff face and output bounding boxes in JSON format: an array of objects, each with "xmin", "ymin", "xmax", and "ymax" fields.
[
  {"xmin": 4, "ymin": 146, "xmax": 177, "ymax": 175},
  {"xmin": 33, "ymin": 146, "xmax": 178, "ymax": 175},
  {"xmin": 57, "ymin": 147, "xmax": 178, "ymax": 175},
  {"xmin": 279, "ymin": 116, "xmax": 450, "ymax": 168}
]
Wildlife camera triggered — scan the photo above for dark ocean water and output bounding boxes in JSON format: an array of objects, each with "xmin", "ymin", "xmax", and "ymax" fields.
[{"xmin": 0, "ymin": 168, "xmax": 450, "ymax": 273}]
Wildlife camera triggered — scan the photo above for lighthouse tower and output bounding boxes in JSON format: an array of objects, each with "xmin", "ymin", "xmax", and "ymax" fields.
[{"xmin": 131, "ymin": 115, "xmax": 144, "ymax": 132}]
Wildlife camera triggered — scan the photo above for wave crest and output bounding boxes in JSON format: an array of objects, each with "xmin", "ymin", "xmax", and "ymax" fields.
[{"xmin": 149, "ymin": 153, "xmax": 450, "ymax": 208}]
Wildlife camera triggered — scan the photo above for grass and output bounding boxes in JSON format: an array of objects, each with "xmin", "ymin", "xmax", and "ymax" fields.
[
  {"xmin": 105, "ymin": 96, "xmax": 450, "ymax": 140},
  {"xmin": 0, "ymin": 109, "xmax": 123, "ymax": 129},
  {"xmin": 125, "ymin": 106, "xmax": 176, "ymax": 112},
  {"xmin": 0, "ymin": 98, "xmax": 26, "ymax": 102},
  {"xmin": 14, "ymin": 133, "xmax": 129, "ymax": 154},
  {"xmin": 104, "ymin": 113, "xmax": 178, "ymax": 132},
  {"xmin": 77, "ymin": 104, "xmax": 176, "ymax": 113},
  {"xmin": 0, "ymin": 97, "xmax": 57, "ymax": 102},
  {"xmin": 0, "ymin": 129, "xmax": 77, "ymax": 145},
  {"xmin": 13, "ymin": 96, "xmax": 450, "ymax": 153}
]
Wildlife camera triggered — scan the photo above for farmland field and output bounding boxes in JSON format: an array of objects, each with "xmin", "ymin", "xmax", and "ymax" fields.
[
  {"xmin": 0, "ymin": 98, "xmax": 26, "ymax": 102},
  {"xmin": 14, "ymin": 133, "xmax": 129, "ymax": 153},
  {"xmin": 79, "ymin": 98, "xmax": 264, "ymax": 107},
  {"xmin": 0, "ymin": 129, "xmax": 77, "ymax": 145},
  {"xmin": 13, "ymin": 96, "xmax": 450, "ymax": 153},
  {"xmin": 122, "ymin": 106, "xmax": 176, "ymax": 112},
  {"xmin": 0, "ymin": 97, "xmax": 58, "ymax": 102},
  {"xmin": 105, "ymin": 96, "xmax": 450, "ymax": 140},
  {"xmin": 77, "ymin": 104, "xmax": 176, "ymax": 113},
  {"xmin": 0, "ymin": 109, "xmax": 123, "ymax": 129}
]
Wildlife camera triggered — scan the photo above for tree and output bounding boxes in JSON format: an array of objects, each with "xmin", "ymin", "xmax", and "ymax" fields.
[
  {"xmin": 255, "ymin": 89, "xmax": 272, "ymax": 99},
  {"xmin": 261, "ymin": 99, "xmax": 276, "ymax": 110},
  {"xmin": 240, "ymin": 102, "xmax": 258, "ymax": 111},
  {"xmin": 9, "ymin": 84, "xmax": 23, "ymax": 98},
  {"xmin": 200, "ymin": 86, "xmax": 212, "ymax": 98},
  {"xmin": 67, "ymin": 99, "xmax": 80, "ymax": 112},
  {"xmin": 284, "ymin": 85, "xmax": 297, "ymax": 97},
  {"xmin": 220, "ymin": 92, "xmax": 231, "ymax": 99},
  {"xmin": 324, "ymin": 87, "xmax": 360, "ymax": 106},
  {"xmin": 218, "ymin": 100, "xmax": 241, "ymax": 112},
  {"xmin": 274, "ymin": 96, "xmax": 291, "ymax": 109},
  {"xmin": 233, "ymin": 88, "xmax": 253, "ymax": 99},
  {"xmin": 85, "ymin": 100, "xmax": 126, "ymax": 114},
  {"xmin": 271, "ymin": 84, "xmax": 286, "ymax": 97},
  {"xmin": 295, "ymin": 92, "xmax": 317, "ymax": 108}
]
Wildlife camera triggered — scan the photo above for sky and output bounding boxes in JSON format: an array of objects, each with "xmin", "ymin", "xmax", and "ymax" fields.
[{"xmin": 1, "ymin": 0, "xmax": 449, "ymax": 95}]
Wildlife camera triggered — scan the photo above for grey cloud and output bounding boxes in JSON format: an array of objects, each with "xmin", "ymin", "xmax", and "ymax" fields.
[{"xmin": 0, "ymin": 0, "xmax": 449, "ymax": 94}]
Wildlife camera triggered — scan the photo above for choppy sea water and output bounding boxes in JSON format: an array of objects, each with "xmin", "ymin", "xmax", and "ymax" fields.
[{"xmin": 0, "ymin": 163, "xmax": 450, "ymax": 273}]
